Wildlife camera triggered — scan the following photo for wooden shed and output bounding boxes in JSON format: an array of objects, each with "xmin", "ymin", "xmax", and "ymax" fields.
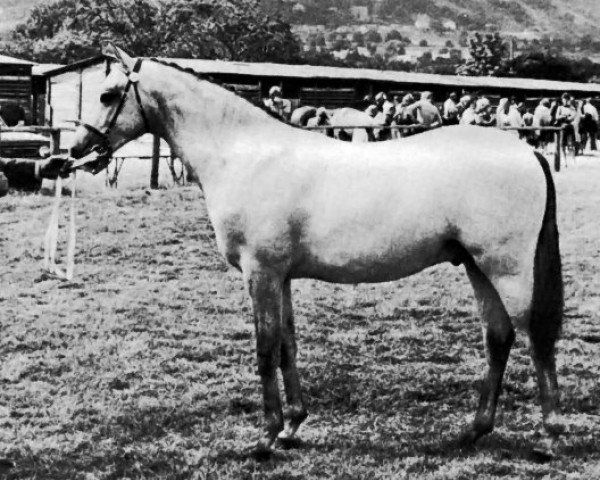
[
  {"xmin": 0, "ymin": 54, "xmax": 35, "ymax": 125},
  {"xmin": 40, "ymin": 54, "xmax": 600, "ymax": 148}
]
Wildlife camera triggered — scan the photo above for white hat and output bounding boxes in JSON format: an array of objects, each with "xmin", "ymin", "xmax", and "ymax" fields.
[
  {"xmin": 375, "ymin": 92, "xmax": 387, "ymax": 102},
  {"xmin": 475, "ymin": 97, "xmax": 490, "ymax": 113},
  {"xmin": 269, "ymin": 86, "xmax": 282, "ymax": 97},
  {"xmin": 366, "ymin": 104, "xmax": 378, "ymax": 116}
]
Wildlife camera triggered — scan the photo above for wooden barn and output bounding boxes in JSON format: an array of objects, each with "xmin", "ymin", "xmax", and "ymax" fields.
[
  {"xmin": 39, "ymin": 54, "xmax": 600, "ymax": 151},
  {"xmin": 0, "ymin": 54, "xmax": 37, "ymax": 125}
]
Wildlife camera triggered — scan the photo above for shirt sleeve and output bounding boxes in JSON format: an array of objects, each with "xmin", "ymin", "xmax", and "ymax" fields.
[{"xmin": 0, "ymin": 157, "xmax": 36, "ymax": 177}]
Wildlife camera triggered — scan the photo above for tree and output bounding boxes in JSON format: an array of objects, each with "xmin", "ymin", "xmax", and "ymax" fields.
[
  {"xmin": 456, "ymin": 32, "xmax": 509, "ymax": 76},
  {"xmin": 365, "ymin": 29, "xmax": 382, "ymax": 43},
  {"xmin": 352, "ymin": 31, "xmax": 365, "ymax": 46},
  {"xmin": 2, "ymin": 0, "xmax": 302, "ymax": 64},
  {"xmin": 385, "ymin": 29, "xmax": 403, "ymax": 42}
]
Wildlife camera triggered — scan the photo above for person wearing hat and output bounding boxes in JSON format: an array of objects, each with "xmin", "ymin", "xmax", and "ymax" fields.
[
  {"xmin": 457, "ymin": 94, "xmax": 472, "ymax": 117},
  {"xmin": 459, "ymin": 97, "xmax": 478, "ymax": 126},
  {"xmin": 263, "ymin": 86, "xmax": 292, "ymax": 120},
  {"xmin": 473, "ymin": 96, "xmax": 495, "ymax": 127},
  {"xmin": 393, "ymin": 93, "xmax": 416, "ymax": 138}
]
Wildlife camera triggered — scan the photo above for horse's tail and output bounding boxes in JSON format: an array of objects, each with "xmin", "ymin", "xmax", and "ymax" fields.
[{"xmin": 529, "ymin": 151, "xmax": 563, "ymax": 359}]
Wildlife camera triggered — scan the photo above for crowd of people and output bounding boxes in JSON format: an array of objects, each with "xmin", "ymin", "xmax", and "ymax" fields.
[{"xmin": 264, "ymin": 85, "xmax": 599, "ymax": 153}]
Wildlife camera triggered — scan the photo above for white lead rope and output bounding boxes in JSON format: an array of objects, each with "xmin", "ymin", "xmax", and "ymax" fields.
[{"xmin": 43, "ymin": 173, "xmax": 77, "ymax": 281}]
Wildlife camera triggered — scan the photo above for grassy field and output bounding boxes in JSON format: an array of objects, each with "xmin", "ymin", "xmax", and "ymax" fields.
[{"xmin": 1, "ymin": 154, "xmax": 600, "ymax": 479}]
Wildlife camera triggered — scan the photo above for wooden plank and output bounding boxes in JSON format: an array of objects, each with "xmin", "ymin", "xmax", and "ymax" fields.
[{"xmin": 150, "ymin": 135, "xmax": 160, "ymax": 189}]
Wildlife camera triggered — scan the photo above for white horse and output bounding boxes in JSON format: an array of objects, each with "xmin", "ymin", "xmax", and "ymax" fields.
[
  {"xmin": 328, "ymin": 107, "xmax": 378, "ymax": 142},
  {"xmin": 70, "ymin": 46, "xmax": 564, "ymax": 457}
]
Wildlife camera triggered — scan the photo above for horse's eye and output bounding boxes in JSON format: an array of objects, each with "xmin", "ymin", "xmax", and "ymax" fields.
[{"xmin": 100, "ymin": 92, "xmax": 119, "ymax": 104}]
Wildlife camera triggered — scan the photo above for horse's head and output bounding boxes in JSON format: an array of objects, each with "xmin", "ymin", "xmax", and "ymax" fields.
[{"xmin": 70, "ymin": 44, "xmax": 151, "ymax": 171}]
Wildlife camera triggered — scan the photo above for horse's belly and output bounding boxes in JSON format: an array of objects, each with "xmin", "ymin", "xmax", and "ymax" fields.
[{"xmin": 293, "ymin": 234, "xmax": 448, "ymax": 283}]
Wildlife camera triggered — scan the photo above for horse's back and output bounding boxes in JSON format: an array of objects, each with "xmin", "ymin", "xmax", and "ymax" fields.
[{"xmin": 291, "ymin": 106, "xmax": 317, "ymax": 126}]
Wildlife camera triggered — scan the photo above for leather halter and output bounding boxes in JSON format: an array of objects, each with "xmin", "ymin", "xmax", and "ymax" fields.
[{"xmin": 74, "ymin": 58, "xmax": 150, "ymax": 156}]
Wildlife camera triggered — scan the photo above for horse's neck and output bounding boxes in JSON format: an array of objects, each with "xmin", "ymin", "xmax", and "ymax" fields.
[{"xmin": 146, "ymin": 63, "xmax": 288, "ymax": 187}]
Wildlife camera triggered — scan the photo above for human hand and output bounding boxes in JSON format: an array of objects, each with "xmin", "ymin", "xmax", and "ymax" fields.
[{"xmin": 38, "ymin": 155, "xmax": 72, "ymax": 179}]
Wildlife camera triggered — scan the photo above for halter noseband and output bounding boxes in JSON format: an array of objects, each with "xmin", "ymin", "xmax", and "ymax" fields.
[{"xmin": 74, "ymin": 58, "xmax": 150, "ymax": 157}]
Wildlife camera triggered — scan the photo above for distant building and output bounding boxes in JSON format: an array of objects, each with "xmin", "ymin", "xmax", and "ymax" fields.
[
  {"xmin": 357, "ymin": 46, "xmax": 372, "ymax": 57},
  {"xmin": 332, "ymin": 49, "xmax": 350, "ymax": 60},
  {"xmin": 350, "ymin": 6, "xmax": 369, "ymax": 21},
  {"xmin": 292, "ymin": 3, "xmax": 306, "ymax": 13},
  {"xmin": 442, "ymin": 20, "xmax": 457, "ymax": 31},
  {"xmin": 415, "ymin": 14, "xmax": 431, "ymax": 30}
]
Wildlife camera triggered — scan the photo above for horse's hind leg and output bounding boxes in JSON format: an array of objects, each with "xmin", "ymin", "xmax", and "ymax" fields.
[
  {"xmin": 278, "ymin": 279, "xmax": 308, "ymax": 442},
  {"xmin": 460, "ymin": 260, "xmax": 515, "ymax": 444}
]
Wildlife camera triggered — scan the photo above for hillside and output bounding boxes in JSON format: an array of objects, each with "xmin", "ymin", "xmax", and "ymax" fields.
[
  {"xmin": 0, "ymin": 0, "xmax": 38, "ymax": 36},
  {"xmin": 1, "ymin": 0, "xmax": 599, "ymax": 39},
  {"xmin": 277, "ymin": 0, "xmax": 600, "ymax": 38}
]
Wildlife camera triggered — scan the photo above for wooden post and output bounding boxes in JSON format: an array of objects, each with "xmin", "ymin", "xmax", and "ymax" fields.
[
  {"xmin": 77, "ymin": 69, "xmax": 83, "ymax": 121},
  {"xmin": 554, "ymin": 130, "xmax": 562, "ymax": 172},
  {"xmin": 51, "ymin": 129, "xmax": 61, "ymax": 155},
  {"xmin": 46, "ymin": 77, "xmax": 53, "ymax": 126},
  {"xmin": 150, "ymin": 135, "xmax": 160, "ymax": 189}
]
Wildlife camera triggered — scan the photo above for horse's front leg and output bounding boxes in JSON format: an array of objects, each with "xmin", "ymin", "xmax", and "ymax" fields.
[
  {"xmin": 245, "ymin": 266, "xmax": 285, "ymax": 455},
  {"xmin": 278, "ymin": 279, "xmax": 308, "ymax": 443}
]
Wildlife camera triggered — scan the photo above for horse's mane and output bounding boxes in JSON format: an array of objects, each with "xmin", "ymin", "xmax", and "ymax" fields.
[{"xmin": 148, "ymin": 58, "xmax": 301, "ymax": 128}]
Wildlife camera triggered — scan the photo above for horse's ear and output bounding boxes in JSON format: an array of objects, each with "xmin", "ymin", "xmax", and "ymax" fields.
[{"xmin": 103, "ymin": 43, "xmax": 136, "ymax": 72}]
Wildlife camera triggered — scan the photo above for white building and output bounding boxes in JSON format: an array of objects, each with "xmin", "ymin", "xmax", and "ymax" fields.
[
  {"xmin": 350, "ymin": 6, "xmax": 369, "ymax": 21},
  {"xmin": 415, "ymin": 14, "xmax": 431, "ymax": 30}
]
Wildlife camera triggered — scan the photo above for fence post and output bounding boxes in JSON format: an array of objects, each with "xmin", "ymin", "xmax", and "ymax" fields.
[
  {"xmin": 554, "ymin": 130, "xmax": 562, "ymax": 172},
  {"xmin": 150, "ymin": 135, "xmax": 160, "ymax": 189},
  {"xmin": 51, "ymin": 129, "xmax": 61, "ymax": 155}
]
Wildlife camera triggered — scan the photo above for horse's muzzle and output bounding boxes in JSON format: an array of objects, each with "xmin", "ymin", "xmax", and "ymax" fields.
[{"xmin": 68, "ymin": 147, "xmax": 112, "ymax": 175}]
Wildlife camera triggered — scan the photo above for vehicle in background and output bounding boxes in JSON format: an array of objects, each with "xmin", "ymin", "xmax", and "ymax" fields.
[{"xmin": 0, "ymin": 110, "xmax": 52, "ymax": 191}]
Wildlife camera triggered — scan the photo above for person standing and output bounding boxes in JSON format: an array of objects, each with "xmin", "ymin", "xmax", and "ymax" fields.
[
  {"xmin": 264, "ymin": 86, "xmax": 292, "ymax": 120},
  {"xmin": 496, "ymin": 98, "xmax": 510, "ymax": 128},
  {"xmin": 442, "ymin": 92, "xmax": 459, "ymax": 125},
  {"xmin": 459, "ymin": 97, "xmax": 478, "ymax": 125},
  {"xmin": 534, "ymin": 98, "xmax": 553, "ymax": 151},
  {"xmin": 554, "ymin": 94, "xmax": 577, "ymax": 153},
  {"xmin": 393, "ymin": 93, "xmax": 416, "ymax": 138},
  {"xmin": 581, "ymin": 97, "xmax": 598, "ymax": 151},
  {"xmin": 405, "ymin": 91, "xmax": 442, "ymax": 133}
]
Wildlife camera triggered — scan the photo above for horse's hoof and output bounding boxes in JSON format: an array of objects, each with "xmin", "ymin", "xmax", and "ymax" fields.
[
  {"xmin": 532, "ymin": 437, "xmax": 557, "ymax": 462},
  {"xmin": 277, "ymin": 435, "xmax": 303, "ymax": 450},
  {"xmin": 251, "ymin": 440, "xmax": 274, "ymax": 461},
  {"xmin": 457, "ymin": 429, "xmax": 480, "ymax": 448},
  {"xmin": 544, "ymin": 413, "xmax": 567, "ymax": 437}
]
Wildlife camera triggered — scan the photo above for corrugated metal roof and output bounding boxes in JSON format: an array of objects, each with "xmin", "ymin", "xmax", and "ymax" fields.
[
  {"xmin": 0, "ymin": 54, "xmax": 34, "ymax": 65},
  {"xmin": 32, "ymin": 63, "xmax": 64, "ymax": 76},
  {"xmin": 42, "ymin": 54, "xmax": 600, "ymax": 94},
  {"xmin": 165, "ymin": 58, "xmax": 600, "ymax": 94}
]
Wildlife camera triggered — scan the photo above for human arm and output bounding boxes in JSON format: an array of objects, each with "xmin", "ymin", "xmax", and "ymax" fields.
[{"xmin": 0, "ymin": 156, "xmax": 70, "ymax": 180}]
